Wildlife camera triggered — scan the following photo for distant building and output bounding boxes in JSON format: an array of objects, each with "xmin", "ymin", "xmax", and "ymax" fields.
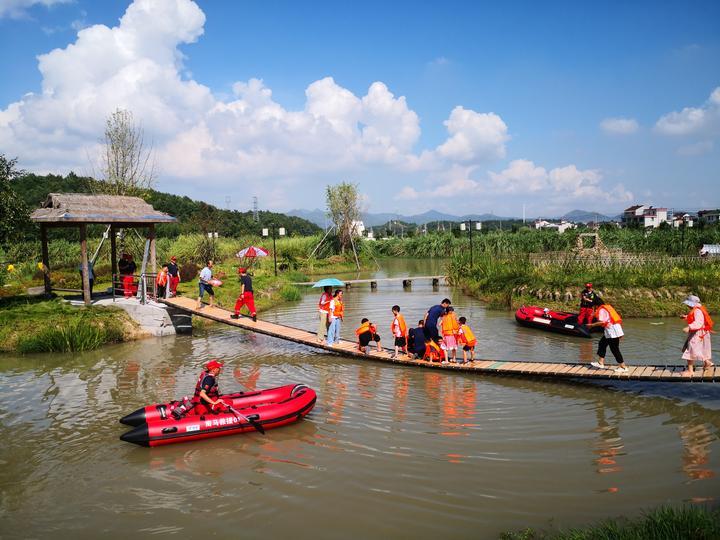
[
  {"xmin": 534, "ymin": 219, "xmax": 576, "ymax": 233},
  {"xmin": 698, "ymin": 209, "xmax": 720, "ymax": 225},
  {"xmin": 700, "ymin": 244, "xmax": 720, "ymax": 257},
  {"xmin": 671, "ymin": 213, "xmax": 694, "ymax": 228},
  {"xmin": 350, "ymin": 220, "xmax": 365, "ymax": 236},
  {"xmin": 622, "ymin": 205, "xmax": 668, "ymax": 228}
]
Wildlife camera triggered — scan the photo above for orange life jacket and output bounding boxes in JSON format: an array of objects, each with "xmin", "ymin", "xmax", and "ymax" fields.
[
  {"xmin": 687, "ymin": 305, "xmax": 714, "ymax": 332},
  {"xmin": 597, "ymin": 304, "xmax": 622, "ymax": 326},
  {"xmin": 459, "ymin": 324, "xmax": 477, "ymax": 346},
  {"xmin": 156, "ymin": 272, "xmax": 168, "ymax": 286},
  {"xmin": 332, "ymin": 299, "xmax": 344, "ymax": 318},
  {"xmin": 318, "ymin": 292, "xmax": 332, "ymax": 312},
  {"xmin": 391, "ymin": 313, "xmax": 408, "ymax": 337},
  {"xmin": 441, "ymin": 313, "xmax": 460, "ymax": 335},
  {"xmin": 355, "ymin": 321, "xmax": 371, "ymax": 335},
  {"xmin": 424, "ymin": 340, "xmax": 442, "ymax": 361}
]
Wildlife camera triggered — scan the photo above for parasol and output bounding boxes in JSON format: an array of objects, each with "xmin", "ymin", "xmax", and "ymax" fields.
[{"xmin": 312, "ymin": 277, "xmax": 345, "ymax": 288}]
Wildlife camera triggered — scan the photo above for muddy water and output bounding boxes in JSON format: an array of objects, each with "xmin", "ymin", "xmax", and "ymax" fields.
[{"xmin": 1, "ymin": 258, "xmax": 718, "ymax": 539}]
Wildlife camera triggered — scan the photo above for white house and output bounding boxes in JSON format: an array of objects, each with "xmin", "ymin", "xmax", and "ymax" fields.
[
  {"xmin": 534, "ymin": 219, "xmax": 576, "ymax": 233},
  {"xmin": 622, "ymin": 205, "xmax": 668, "ymax": 228},
  {"xmin": 671, "ymin": 214, "xmax": 694, "ymax": 228},
  {"xmin": 698, "ymin": 209, "xmax": 720, "ymax": 225},
  {"xmin": 350, "ymin": 220, "xmax": 366, "ymax": 236}
]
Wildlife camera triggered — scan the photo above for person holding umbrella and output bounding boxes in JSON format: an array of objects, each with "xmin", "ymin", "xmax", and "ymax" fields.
[
  {"xmin": 317, "ymin": 285, "xmax": 333, "ymax": 343},
  {"xmin": 231, "ymin": 267, "xmax": 256, "ymax": 321}
]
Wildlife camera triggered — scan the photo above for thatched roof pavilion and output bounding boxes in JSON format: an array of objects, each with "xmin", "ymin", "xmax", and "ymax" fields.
[{"xmin": 30, "ymin": 193, "xmax": 177, "ymax": 305}]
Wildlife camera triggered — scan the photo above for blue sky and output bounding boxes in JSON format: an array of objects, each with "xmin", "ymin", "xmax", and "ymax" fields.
[{"xmin": 1, "ymin": 0, "xmax": 719, "ymax": 217}]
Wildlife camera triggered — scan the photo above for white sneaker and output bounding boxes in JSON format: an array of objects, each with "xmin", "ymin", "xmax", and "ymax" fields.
[
  {"xmin": 590, "ymin": 362, "xmax": 605, "ymax": 369},
  {"xmin": 614, "ymin": 367, "xmax": 629, "ymax": 373},
  {"xmin": 441, "ymin": 360, "xmax": 449, "ymax": 365}
]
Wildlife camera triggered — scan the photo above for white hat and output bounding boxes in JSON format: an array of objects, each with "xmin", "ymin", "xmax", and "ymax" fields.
[{"xmin": 683, "ymin": 294, "xmax": 700, "ymax": 308}]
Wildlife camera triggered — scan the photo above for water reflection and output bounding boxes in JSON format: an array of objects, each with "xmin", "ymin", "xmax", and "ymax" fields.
[{"xmin": 0, "ymin": 257, "xmax": 719, "ymax": 538}]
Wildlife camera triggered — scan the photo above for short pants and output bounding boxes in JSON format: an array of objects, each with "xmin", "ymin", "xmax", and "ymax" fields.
[
  {"xmin": 199, "ymin": 282, "xmax": 215, "ymax": 298},
  {"xmin": 394, "ymin": 336, "xmax": 406, "ymax": 347},
  {"xmin": 359, "ymin": 332, "xmax": 381, "ymax": 347}
]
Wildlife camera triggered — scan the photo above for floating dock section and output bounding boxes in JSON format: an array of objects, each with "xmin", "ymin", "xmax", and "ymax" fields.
[{"xmin": 162, "ymin": 296, "xmax": 719, "ymax": 383}]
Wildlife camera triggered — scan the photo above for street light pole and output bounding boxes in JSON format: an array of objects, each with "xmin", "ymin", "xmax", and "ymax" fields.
[
  {"xmin": 262, "ymin": 223, "xmax": 286, "ymax": 276},
  {"xmin": 460, "ymin": 220, "xmax": 481, "ymax": 268}
]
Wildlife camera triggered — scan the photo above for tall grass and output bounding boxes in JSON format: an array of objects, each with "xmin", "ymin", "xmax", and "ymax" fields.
[{"xmin": 501, "ymin": 505, "xmax": 720, "ymax": 540}]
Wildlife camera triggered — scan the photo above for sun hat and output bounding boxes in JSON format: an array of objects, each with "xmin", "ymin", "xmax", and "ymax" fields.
[
  {"xmin": 205, "ymin": 359, "xmax": 224, "ymax": 371},
  {"xmin": 683, "ymin": 294, "xmax": 700, "ymax": 308}
]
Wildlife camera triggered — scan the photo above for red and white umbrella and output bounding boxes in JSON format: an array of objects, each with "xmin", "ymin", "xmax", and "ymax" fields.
[{"xmin": 235, "ymin": 246, "xmax": 269, "ymax": 258}]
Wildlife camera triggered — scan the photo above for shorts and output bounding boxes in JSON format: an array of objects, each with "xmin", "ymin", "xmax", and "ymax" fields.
[
  {"xmin": 359, "ymin": 332, "xmax": 381, "ymax": 347},
  {"xmin": 394, "ymin": 336, "xmax": 406, "ymax": 347},
  {"xmin": 441, "ymin": 334, "xmax": 458, "ymax": 350},
  {"xmin": 463, "ymin": 345, "xmax": 475, "ymax": 352},
  {"xmin": 199, "ymin": 282, "xmax": 215, "ymax": 298}
]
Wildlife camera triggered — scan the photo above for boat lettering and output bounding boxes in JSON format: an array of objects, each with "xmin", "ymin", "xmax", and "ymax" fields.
[
  {"xmin": 531, "ymin": 317, "xmax": 551, "ymax": 325},
  {"xmin": 186, "ymin": 424, "xmax": 200, "ymax": 432},
  {"xmin": 564, "ymin": 324, "xmax": 574, "ymax": 329}
]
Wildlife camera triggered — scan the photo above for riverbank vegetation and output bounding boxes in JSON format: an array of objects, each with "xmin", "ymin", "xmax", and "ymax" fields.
[
  {"xmin": 501, "ymin": 504, "xmax": 720, "ymax": 539},
  {"xmin": 448, "ymin": 253, "xmax": 720, "ymax": 317},
  {"xmin": 0, "ymin": 296, "xmax": 137, "ymax": 353}
]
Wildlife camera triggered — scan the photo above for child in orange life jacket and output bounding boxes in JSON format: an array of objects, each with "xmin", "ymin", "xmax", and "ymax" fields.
[
  {"xmin": 356, "ymin": 318, "xmax": 382, "ymax": 354},
  {"xmin": 440, "ymin": 306, "xmax": 460, "ymax": 364},
  {"xmin": 424, "ymin": 338, "xmax": 443, "ymax": 362},
  {"xmin": 390, "ymin": 305, "xmax": 408, "ymax": 358},
  {"xmin": 156, "ymin": 265, "xmax": 169, "ymax": 299},
  {"xmin": 680, "ymin": 294, "xmax": 714, "ymax": 376},
  {"xmin": 457, "ymin": 317, "xmax": 477, "ymax": 363}
]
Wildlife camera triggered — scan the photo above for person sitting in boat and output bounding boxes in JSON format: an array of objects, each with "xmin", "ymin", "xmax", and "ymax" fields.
[
  {"xmin": 193, "ymin": 359, "xmax": 226, "ymax": 415},
  {"xmin": 578, "ymin": 282, "xmax": 597, "ymax": 326},
  {"xmin": 356, "ymin": 318, "xmax": 382, "ymax": 354}
]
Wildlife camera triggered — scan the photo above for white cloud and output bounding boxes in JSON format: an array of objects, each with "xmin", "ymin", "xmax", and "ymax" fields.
[
  {"xmin": 600, "ymin": 117, "xmax": 639, "ymax": 135},
  {"xmin": 489, "ymin": 159, "xmax": 547, "ymax": 193},
  {"xmin": 0, "ymin": 0, "xmax": 72, "ymax": 19},
  {"xmin": 655, "ymin": 86, "xmax": 720, "ymax": 135},
  {"xmin": 436, "ymin": 106, "xmax": 509, "ymax": 162}
]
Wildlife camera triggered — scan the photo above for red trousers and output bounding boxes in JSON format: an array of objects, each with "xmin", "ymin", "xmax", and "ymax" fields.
[
  {"xmin": 234, "ymin": 291, "xmax": 256, "ymax": 315},
  {"xmin": 578, "ymin": 307, "xmax": 594, "ymax": 325},
  {"xmin": 169, "ymin": 276, "xmax": 180, "ymax": 295},
  {"xmin": 122, "ymin": 275, "xmax": 137, "ymax": 298}
]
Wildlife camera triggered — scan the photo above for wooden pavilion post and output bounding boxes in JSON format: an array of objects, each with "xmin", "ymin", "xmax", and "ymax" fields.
[
  {"xmin": 79, "ymin": 224, "xmax": 91, "ymax": 305},
  {"xmin": 40, "ymin": 224, "xmax": 51, "ymax": 295},
  {"xmin": 148, "ymin": 224, "xmax": 156, "ymax": 274},
  {"xmin": 110, "ymin": 225, "xmax": 117, "ymax": 286}
]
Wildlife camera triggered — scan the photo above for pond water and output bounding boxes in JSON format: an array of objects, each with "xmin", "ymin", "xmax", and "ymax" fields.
[{"xmin": 1, "ymin": 258, "xmax": 718, "ymax": 539}]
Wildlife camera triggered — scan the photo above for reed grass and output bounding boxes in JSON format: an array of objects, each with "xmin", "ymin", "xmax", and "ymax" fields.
[{"xmin": 500, "ymin": 505, "xmax": 720, "ymax": 540}]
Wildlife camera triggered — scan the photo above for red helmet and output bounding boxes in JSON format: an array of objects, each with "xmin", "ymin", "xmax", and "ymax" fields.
[
  {"xmin": 205, "ymin": 360, "xmax": 224, "ymax": 371},
  {"xmin": 238, "ymin": 267, "xmax": 247, "ymax": 274},
  {"xmin": 585, "ymin": 282, "xmax": 592, "ymax": 288}
]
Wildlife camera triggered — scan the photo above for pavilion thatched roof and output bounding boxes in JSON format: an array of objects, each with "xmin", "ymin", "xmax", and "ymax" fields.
[{"xmin": 30, "ymin": 193, "xmax": 177, "ymax": 225}]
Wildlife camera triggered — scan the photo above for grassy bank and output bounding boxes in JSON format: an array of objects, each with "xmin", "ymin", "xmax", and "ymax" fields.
[
  {"xmin": 449, "ymin": 254, "xmax": 720, "ymax": 317},
  {"xmin": 0, "ymin": 296, "xmax": 138, "ymax": 353},
  {"xmin": 501, "ymin": 505, "xmax": 720, "ymax": 539}
]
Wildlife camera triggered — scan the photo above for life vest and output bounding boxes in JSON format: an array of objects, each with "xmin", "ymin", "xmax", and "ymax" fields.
[
  {"xmin": 424, "ymin": 340, "xmax": 442, "ymax": 361},
  {"xmin": 332, "ymin": 299, "xmax": 344, "ymax": 318},
  {"xmin": 597, "ymin": 304, "xmax": 622, "ymax": 326},
  {"xmin": 355, "ymin": 321, "xmax": 371, "ymax": 335},
  {"xmin": 192, "ymin": 370, "xmax": 219, "ymax": 404},
  {"xmin": 156, "ymin": 272, "xmax": 168, "ymax": 286},
  {"xmin": 460, "ymin": 324, "xmax": 477, "ymax": 347},
  {"xmin": 441, "ymin": 313, "xmax": 460, "ymax": 335},
  {"xmin": 391, "ymin": 314, "xmax": 408, "ymax": 337},
  {"xmin": 318, "ymin": 293, "xmax": 332, "ymax": 312},
  {"xmin": 687, "ymin": 305, "xmax": 714, "ymax": 332}
]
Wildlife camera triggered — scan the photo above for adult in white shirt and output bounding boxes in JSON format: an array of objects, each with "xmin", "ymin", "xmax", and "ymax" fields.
[
  {"xmin": 588, "ymin": 297, "xmax": 628, "ymax": 373},
  {"xmin": 196, "ymin": 260, "xmax": 215, "ymax": 309},
  {"xmin": 316, "ymin": 286, "xmax": 332, "ymax": 343}
]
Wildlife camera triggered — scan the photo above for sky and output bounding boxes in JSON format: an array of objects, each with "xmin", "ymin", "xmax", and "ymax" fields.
[{"xmin": 1, "ymin": 0, "xmax": 719, "ymax": 217}]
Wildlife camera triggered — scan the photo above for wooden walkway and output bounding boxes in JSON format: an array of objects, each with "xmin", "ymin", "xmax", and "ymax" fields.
[
  {"xmin": 291, "ymin": 275, "xmax": 446, "ymax": 287},
  {"xmin": 161, "ymin": 296, "xmax": 719, "ymax": 383}
]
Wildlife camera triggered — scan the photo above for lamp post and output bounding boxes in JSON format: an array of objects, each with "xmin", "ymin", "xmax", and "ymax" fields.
[
  {"xmin": 262, "ymin": 223, "xmax": 286, "ymax": 276},
  {"xmin": 459, "ymin": 220, "xmax": 482, "ymax": 267}
]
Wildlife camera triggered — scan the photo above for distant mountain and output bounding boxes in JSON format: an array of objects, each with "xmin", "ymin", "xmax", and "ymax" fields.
[
  {"xmin": 289, "ymin": 207, "xmax": 620, "ymax": 228},
  {"xmin": 559, "ymin": 209, "xmax": 615, "ymax": 223}
]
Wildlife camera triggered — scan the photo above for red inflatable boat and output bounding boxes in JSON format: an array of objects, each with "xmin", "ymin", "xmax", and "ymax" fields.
[
  {"xmin": 515, "ymin": 305, "xmax": 598, "ymax": 338},
  {"xmin": 119, "ymin": 384, "xmax": 316, "ymax": 447}
]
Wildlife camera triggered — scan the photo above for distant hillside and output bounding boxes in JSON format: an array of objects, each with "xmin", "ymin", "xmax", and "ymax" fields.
[
  {"xmin": 560, "ymin": 209, "xmax": 614, "ymax": 223},
  {"xmin": 13, "ymin": 173, "xmax": 322, "ymax": 238}
]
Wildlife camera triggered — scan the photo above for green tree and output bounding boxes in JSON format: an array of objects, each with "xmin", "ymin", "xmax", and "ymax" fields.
[
  {"xmin": 94, "ymin": 108, "xmax": 156, "ymax": 197},
  {"xmin": 326, "ymin": 182, "xmax": 361, "ymax": 253},
  {"xmin": 0, "ymin": 154, "xmax": 29, "ymax": 249}
]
